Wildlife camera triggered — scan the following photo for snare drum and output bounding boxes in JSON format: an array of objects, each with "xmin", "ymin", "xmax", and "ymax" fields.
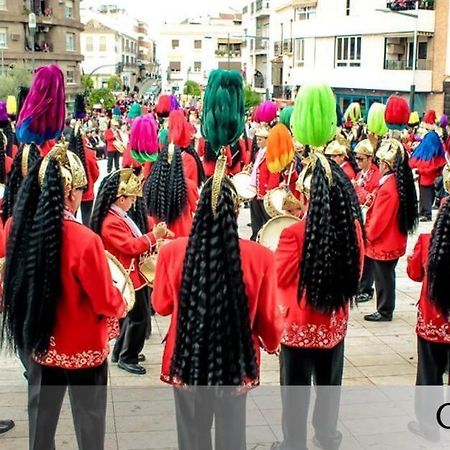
[
  {"xmin": 263, "ymin": 187, "xmax": 288, "ymax": 218},
  {"xmin": 232, "ymin": 171, "xmax": 256, "ymax": 201},
  {"xmin": 105, "ymin": 251, "xmax": 135, "ymax": 312},
  {"xmin": 257, "ymin": 215, "xmax": 300, "ymax": 252}
]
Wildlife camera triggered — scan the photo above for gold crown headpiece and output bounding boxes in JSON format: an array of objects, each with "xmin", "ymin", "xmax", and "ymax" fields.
[
  {"xmin": 354, "ymin": 139, "xmax": 375, "ymax": 157},
  {"xmin": 376, "ymin": 138, "xmax": 404, "ymax": 168},
  {"xmin": 443, "ymin": 164, "xmax": 450, "ymax": 195},
  {"xmin": 324, "ymin": 134, "xmax": 349, "ymax": 157},
  {"xmin": 38, "ymin": 142, "xmax": 87, "ymax": 191},
  {"xmin": 116, "ymin": 168, "xmax": 144, "ymax": 197},
  {"xmin": 296, "ymin": 152, "xmax": 333, "ymax": 198}
]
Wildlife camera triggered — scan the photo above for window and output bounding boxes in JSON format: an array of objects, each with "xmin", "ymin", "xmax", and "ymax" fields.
[
  {"xmin": 295, "ymin": 6, "xmax": 316, "ymax": 21},
  {"xmin": 66, "ymin": 68, "xmax": 75, "ymax": 84},
  {"xmin": 66, "ymin": 32, "xmax": 75, "ymax": 51},
  {"xmin": 418, "ymin": 41, "xmax": 428, "ymax": 60},
  {"xmin": 251, "ymin": 2, "xmax": 254, "ymax": 14},
  {"xmin": 65, "ymin": 0, "xmax": 73, "ymax": 18},
  {"xmin": 85, "ymin": 36, "xmax": 93, "ymax": 51},
  {"xmin": 346, "ymin": 0, "xmax": 351, "ymax": 16},
  {"xmin": 194, "ymin": 61, "xmax": 201, "ymax": 72},
  {"xmin": 335, "ymin": 36, "xmax": 361, "ymax": 67},
  {"xmin": 170, "ymin": 61, "xmax": 181, "ymax": 72},
  {"xmin": 172, "ymin": 39, "xmax": 179, "ymax": 49},
  {"xmin": 194, "ymin": 40, "xmax": 202, "ymax": 49},
  {"xmin": 99, "ymin": 36, "xmax": 106, "ymax": 52},
  {"xmin": 0, "ymin": 28, "xmax": 7, "ymax": 48},
  {"xmin": 294, "ymin": 38, "xmax": 304, "ymax": 67},
  {"xmin": 0, "ymin": 0, "xmax": 6, "ymax": 10}
]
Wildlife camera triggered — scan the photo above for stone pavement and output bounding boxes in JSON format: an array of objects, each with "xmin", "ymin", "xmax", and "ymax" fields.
[{"xmin": 0, "ymin": 163, "xmax": 441, "ymax": 448}]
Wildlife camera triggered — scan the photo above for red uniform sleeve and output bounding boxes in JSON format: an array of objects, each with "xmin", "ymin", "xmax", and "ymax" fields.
[
  {"xmin": 253, "ymin": 252, "xmax": 282, "ymax": 353},
  {"xmin": 275, "ymin": 226, "xmax": 302, "ymax": 288},
  {"xmin": 365, "ymin": 188, "xmax": 397, "ymax": 243},
  {"xmin": 78, "ymin": 235, "xmax": 126, "ymax": 318},
  {"xmin": 355, "ymin": 220, "xmax": 365, "ymax": 277},
  {"xmin": 407, "ymin": 234, "xmax": 426, "ymax": 282},
  {"xmin": 86, "ymin": 149, "xmax": 100, "ymax": 183},
  {"xmin": 187, "ymin": 179, "xmax": 199, "ymax": 214},
  {"xmin": 152, "ymin": 246, "xmax": 174, "ymax": 316},
  {"xmin": 197, "ymin": 138, "xmax": 205, "ymax": 157}
]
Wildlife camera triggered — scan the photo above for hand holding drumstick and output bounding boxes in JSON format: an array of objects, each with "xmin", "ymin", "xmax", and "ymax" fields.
[{"xmin": 153, "ymin": 222, "xmax": 175, "ymax": 240}]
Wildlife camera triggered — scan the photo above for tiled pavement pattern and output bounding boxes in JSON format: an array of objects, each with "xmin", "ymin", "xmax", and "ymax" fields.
[{"xmin": 0, "ymin": 163, "xmax": 443, "ymax": 448}]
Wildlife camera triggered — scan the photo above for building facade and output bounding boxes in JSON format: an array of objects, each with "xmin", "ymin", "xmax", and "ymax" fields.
[
  {"xmin": 159, "ymin": 12, "xmax": 243, "ymax": 94},
  {"xmin": 0, "ymin": 0, "xmax": 84, "ymax": 101}
]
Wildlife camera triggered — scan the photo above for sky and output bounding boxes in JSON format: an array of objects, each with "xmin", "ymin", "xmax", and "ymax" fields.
[{"xmin": 82, "ymin": 0, "xmax": 245, "ymax": 31}]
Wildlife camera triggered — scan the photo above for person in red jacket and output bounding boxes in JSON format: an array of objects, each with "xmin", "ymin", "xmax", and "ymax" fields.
[
  {"xmin": 1, "ymin": 143, "xmax": 126, "ymax": 450},
  {"xmin": 91, "ymin": 168, "xmax": 170, "ymax": 375},
  {"xmin": 197, "ymin": 137, "xmax": 232, "ymax": 177},
  {"xmin": 352, "ymin": 139, "xmax": 381, "ymax": 304},
  {"xmin": 406, "ymin": 177, "xmax": 450, "ymax": 442},
  {"xmin": 324, "ymin": 136, "xmax": 357, "ymax": 180},
  {"xmin": 152, "ymin": 156, "xmax": 281, "ymax": 450},
  {"xmin": 145, "ymin": 145, "xmax": 198, "ymax": 238},
  {"xmin": 249, "ymin": 125, "xmax": 280, "ymax": 240},
  {"xmin": 104, "ymin": 119, "xmax": 121, "ymax": 173},
  {"xmin": 273, "ymin": 153, "xmax": 364, "ymax": 450},
  {"xmin": 364, "ymin": 138, "xmax": 418, "ymax": 322}
]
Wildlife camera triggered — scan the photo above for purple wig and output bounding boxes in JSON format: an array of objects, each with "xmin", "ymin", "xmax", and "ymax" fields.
[
  {"xmin": 440, "ymin": 114, "xmax": 448, "ymax": 129},
  {"xmin": 170, "ymin": 95, "xmax": 179, "ymax": 112},
  {"xmin": 16, "ymin": 64, "xmax": 65, "ymax": 145},
  {"xmin": 0, "ymin": 101, "xmax": 8, "ymax": 122},
  {"xmin": 130, "ymin": 114, "xmax": 159, "ymax": 163},
  {"xmin": 256, "ymin": 101, "xmax": 277, "ymax": 124}
]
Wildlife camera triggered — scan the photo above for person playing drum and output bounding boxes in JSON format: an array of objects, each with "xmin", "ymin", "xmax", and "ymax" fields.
[{"xmin": 90, "ymin": 168, "xmax": 171, "ymax": 375}]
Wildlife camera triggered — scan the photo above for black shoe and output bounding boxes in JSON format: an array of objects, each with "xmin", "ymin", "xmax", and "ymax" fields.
[
  {"xmin": 138, "ymin": 354, "xmax": 146, "ymax": 362},
  {"xmin": 364, "ymin": 312, "xmax": 392, "ymax": 322},
  {"xmin": 111, "ymin": 354, "xmax": 119, "ymax": 363},
  {"xmin": 0, "ymin": 420, "xmax": 15, "ymax": 435},
  {"xmin": 356, "ymin": 293, "xmax": 373, "ymax": 304},
  {"xmin": 419, "ymin": 216, "xmax": 431, "ymax": 222},
  {"xmin": 407, "ymin": 421, "xmax": 439, "ymax": 442},
  {"xmin": 117, "ymin": 361, "xmax": 147, "ymax": 375}
]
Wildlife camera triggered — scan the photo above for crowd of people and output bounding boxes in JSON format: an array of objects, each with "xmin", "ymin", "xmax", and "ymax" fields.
[{"xmin": 0, "ymin": 63, "xmax": 449, "ymax": 449}]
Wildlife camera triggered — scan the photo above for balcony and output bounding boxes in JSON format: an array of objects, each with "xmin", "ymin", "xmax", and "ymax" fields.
[
  {"xmin": 255, "ymin": 0, "xmax": 270, "ymax": 17},
  {"xmin": 386, "ymin": 0, "xmax": 434, "ymax": 11},
  {"xmin": 384, "ymin": 59, "xmax": 432, "ymax": 70},
  {"xmin": 254, "ymin": 76, "xmax": 265, "ymax": 89},
  {"xmin": 215, "ymin": 50, "xmax": 242, "ymax": 58},
  {"xmin": 253, "ymin": 37, "xmax": 269, "ymax": 53}
]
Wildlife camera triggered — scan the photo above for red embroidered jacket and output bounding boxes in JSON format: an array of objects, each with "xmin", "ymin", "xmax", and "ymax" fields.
[
  {"xmin": 82, "ymin": 147, "xmax": 100, "ymax": 202},
  {"xmin": 275, "ymin": 219, "xmax": 364, "ymax": 349},
  {"xmin": 407, "ymin": 233, "xmax": 450, "ymax": 344},
  {"xmin": 365, "ymin": 174, "xmax": 407, "ymax": 261},
  {"xmin": 104, "ymin": 128, "xmax": 119, "ymax": 153},
  {"xmin": 354, "ymin": 163, "xmax": 381, "ymax": 205},
  {"xmin": 25, "ymin": 220, "xmax": 125, "ymax": 369},
  {"xmin": 182, "ymin": 151, "xmax": 199, "ymax": 187},
  {"xmin": 255, "ymin": 157, "xmax": 280, "ymax": 199},
  {"xmin": 197, "ymin": 137, "xmax": 231, "ymax": 177},
  {"xmin": 101, "ymin": 210, "xmax": 156, "ymax": 290},
  {"xmin": 152, "ymin": 237, "xmax": 282, "ymax": 386},
  {"xmin": 341, "ymin": 161, "xmax": 356, "ymax": 181}
]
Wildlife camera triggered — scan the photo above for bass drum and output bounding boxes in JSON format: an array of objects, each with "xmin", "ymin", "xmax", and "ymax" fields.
[
  {"xmin": 263, "ymin": 187, "xmax": 287, "ymax": 218},
  {"xmin": 232, "ymin": 171, "xmax": 256, "ymax": 202},
  {"xmin": 257, "ymin": 215, "xmax": 300, "ymax": 252},
  {"xmin": 105, "ymin": 251, "xmax": 135, "ymax": 312}
]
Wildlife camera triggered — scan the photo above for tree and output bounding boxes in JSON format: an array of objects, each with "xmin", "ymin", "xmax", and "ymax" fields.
[
  {"xmin": 81, "ymin": 74, "xmax": 94, "ymax": 95},
  {"xmin": 184, "ymin": 80, "xmax": 201, "ymax": 97},
  {"xmin": 244, "ymin": 84, "xmax": 262, "ymax": 110},
  {"xmin": 88, "ymin": 88, "xmax": 116, "ymax": 110},
  {"xmin": 107, "ymin": 75, "xmax": 122, "ymax": 92},
  {"xmin": 0, "ymin": 67, "xmax": 32, "ymax": 101}
]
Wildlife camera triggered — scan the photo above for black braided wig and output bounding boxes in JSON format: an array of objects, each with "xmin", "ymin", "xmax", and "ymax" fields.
[
  {"xmin": 170, "ymin": 179, "xmax": 257, "ymax": 385},
  {"xmin": 128, "ymin": 196, "xmax": 149, "ymax": 234},
  {"xmin": 203, "ymin": 140, "xmax": 218, "ymax": 163},
  {"xmin": 427, "ymin": 199, "xmax": 450, "ymax": 318},
  {"xmin": 0, "ymin": 129, "xmax": 7, "ymax": 185},
  {"xmin": 394, "ymin": 150, "xmax": 418, "ymax": 235},
  {"xmin": 2, "ymin": 144, "xmax": 41, "ymax": 224},
  {"xmin": 347, "ymin": 150, "xmax": 360, "ymax": 175},
  {"xmin": 0, "ymin": 121, "xmax": 14, "ymax": 157},
  {"xmin": 145, "ymin": 147, "xmax": 187, "ymax": 225},
  {"xmin": 299, "ymin": 161, "xmax": 362, "ymax": 314},
  {"xmin": 90, "ymin": 171, "xmax": 121, "ymax": 235},
  {"xmin": 68, "ymin": 127, "xmax": 89, "ymax": 189},
  {"xmin": 182, "ymin": 145, "xmax": 205, "ymax": 187},
  {"xmin": 1, "ymin": 159, "xmax": 64, "ymax": 355}
]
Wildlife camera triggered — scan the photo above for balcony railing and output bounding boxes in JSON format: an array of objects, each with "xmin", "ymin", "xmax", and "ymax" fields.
[
  {"xmin": 255, "ymin": 0, "xmax": 270, "ymax": 12},
  {"xmin": 386, "ymin": 1, "xmax": 434, "ymax": 11},
  {"xmin": 255, "ymin": 38, "xmax": 268, "ymax": 51},
  {"xmin": 384, "ymin": 59, "xmax": 432, "ymax": 70},
  {"xmin": 254, "ymin": 76, "xmax": 265, "ymax": 88}
]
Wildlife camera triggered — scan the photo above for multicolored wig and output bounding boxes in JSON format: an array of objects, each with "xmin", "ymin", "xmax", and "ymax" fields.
[
  {"xmin": 130, "ymin": 114, "xmax": 159, "ymax": 163},
  {"xmin": 384, "ymin": 95, "xmax": 410, "ymax": 130},
  {"xmin": 343, "ymin": 102, "xmax": 361, "ymax": 125},
  {"xmin": 266, "ymin": 123, "xmax": 294, "ymax": 173},
  {"xmin": 16, "ymin": 65, "xmax": 65, "ymax": 145}
]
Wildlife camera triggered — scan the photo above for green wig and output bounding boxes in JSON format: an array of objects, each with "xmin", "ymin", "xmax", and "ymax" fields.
[
  {"xmin": 367, "ymin": 103, "xmax": 388, "ymax": 137},
  {"xmin": 279, "ymin": 106, "xmax": 294, "ymax": 130},
  {"xmin": 291, "ymin": 83, "xmax": 337, "ymax": 147},
  {"xmin": 343, "ymin": 102, "xmax": 361, "ymax": 124},
  {"xmin": 128, "ymin": 103, "xmax": 142, "ymax": 119},
  {"xmin": 201, "ymin": 70, "xmax": 245, "ymax": 154}
]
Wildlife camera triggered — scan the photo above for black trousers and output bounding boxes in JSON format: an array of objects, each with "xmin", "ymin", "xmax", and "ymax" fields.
[
  {"xmin": 358, "ymin": 256, "xmax": 375, "ymax": 297},
  {"xmin": 278, "ymin": 342, "xmax": 344, "ymax": 450},
  {"xmin": 28, "ymin": 359, "xmax": 108, "ymax": 450},
  {"xmin": 250, "ymin": 198, "xmax": 270, "ymax": 241},
  {"xmin": 414, "ymin": 336, "xmax": 450, "ymax": 435},
  {"xmin": 173, "ymin": 387, "xmax": 247, "ymax": 450},
  {"xmin": 80, "ymin": 200, "xmax": 94, "ymax": 226},
  {"xmin": 107, "ymin": 151, "xmax": 120, "ymax": 173},
  {"xmin": 113, "ymin": 287, "xmax": 150, "ymax": 364},
  {"xmin": 419, "ymin": 185, "xmax": 435, "ymax": 219},
  {"xmin": 373, "ymin": 258, "xmax": 398, "ymax": 318}
]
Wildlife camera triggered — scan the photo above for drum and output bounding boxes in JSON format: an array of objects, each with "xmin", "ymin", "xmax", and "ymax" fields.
[
  {"xmin": 257, "ymin": 215, "xmax": 300, "ymax": 252},
  {"xmin": 263, "ymin": 187, "xmax": 288, "ymax": 218},
  {"xmin": 105, "ymin": 251, "xmax": 135, "ymax": 312},
  {"xmin": 232, "ymin": 171, "xmax": 256, "ymax": 201},
  {"xmin": 139, "ymin": 239, "xmax": 170, "ymax": 288}
]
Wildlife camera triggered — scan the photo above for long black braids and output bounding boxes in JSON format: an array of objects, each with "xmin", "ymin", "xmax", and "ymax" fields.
[
  {"xmin": 299, "ymin": 161, "xmax": 361, "ymax": 314},
  {"xmin": 1, "ymin": 158, "xmax": 64, "ymax": 355},
  {"xmin": 394, "ymin": 150, "xmax": 418, "ymax": 235},
  {"xmin": 68, "ymin": 126, "xmax": 89, "ymax": 189},
  {"xmin": 204, "ymin": 140, "xmax": 218, "ymax": 163},
  {"xmin": 0, "ymin": 129, "xmax": 7, "ymax": 185},
  {"xmin": 427, "ymin": 199, "xmax": 450, "ymax": 318},
  {"xmin": 90, "ymin": 172, "xmax": 121, "ymax": 235},
  {"xmin": 182, "ymin": 145, "xmax": 205, "ymax": 187},
  {"xmin": 170, "ymin": 179, "xmax": 257, "ymax": 385},
  {"xmin": 128, "ymin": 196, "xmax": 149, "ymax": 234},
  {"xmin": 0, "ymin": 121, "xmax": 14, "ymax": 157},
  {"xmin": 347, "ymin": 150, "xmax": 360, "ymax": 175},
  {"xmin": 2, "ymin": 144, "xmax": 41, "ymax": 224}
]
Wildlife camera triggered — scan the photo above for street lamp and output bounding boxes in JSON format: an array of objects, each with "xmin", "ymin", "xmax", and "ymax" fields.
[
  {"xmin": 376, "ymin": 1, "xmax": 419, "ymax": 111},
  {"xmin": 28, "ymin": 12, "xmax": 36, "ymax": 73}
]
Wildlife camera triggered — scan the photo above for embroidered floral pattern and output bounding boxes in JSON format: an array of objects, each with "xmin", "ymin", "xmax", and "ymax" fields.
[
  {"xmin": 416, "ymin": 306, "xmax": 450, "ymax": 343},
  {"xmin": 366, "ymin": 247, "xmax": 405, "ymax": 261},
  {"xmin": 281, "ymin": 316, "xmax": 348, "ymax": 349}
]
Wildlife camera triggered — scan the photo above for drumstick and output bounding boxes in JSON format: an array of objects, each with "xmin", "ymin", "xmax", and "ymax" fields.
[
  {"xmin": 121, "ymin": 258, "xmax": 135, "ymax": 295},
  {"xmin": 286, "ymin": 162, "xmax": 295, "ymax": 188}
]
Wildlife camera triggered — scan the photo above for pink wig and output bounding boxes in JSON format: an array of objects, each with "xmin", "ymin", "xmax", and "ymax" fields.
[
  {"xmin": 130, "ymin": 114, "xmax": 158, "ymax": 154},
  {"xmin": 256, "ymin": 101, "xmax": 277, "ymax": 124},
  {"xmin": 16, "ymin": 65, "xmax": 65, "ymax": 144},
  {"xmin": 155, "ymin": 95, "xmax": 172, "ymax": 118}
]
